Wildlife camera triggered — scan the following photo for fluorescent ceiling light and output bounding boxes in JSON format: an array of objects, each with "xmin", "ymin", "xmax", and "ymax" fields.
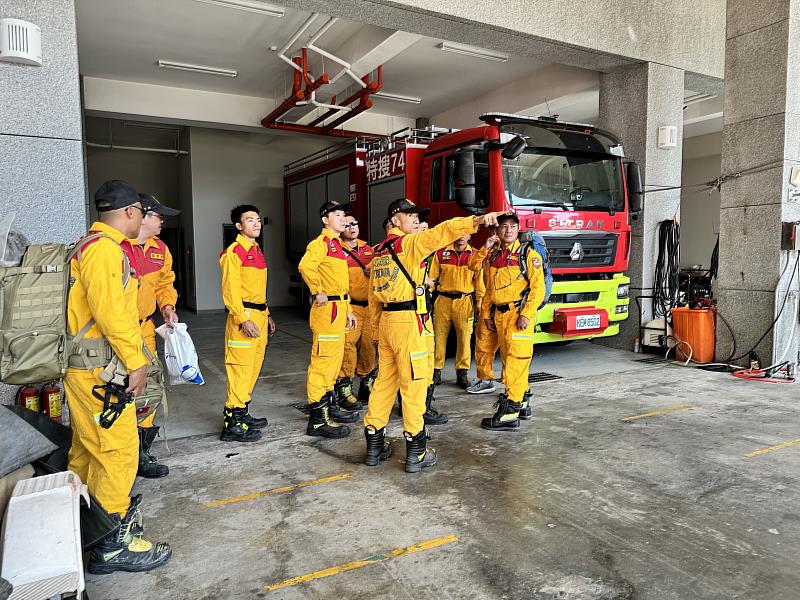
[
  {"xmin": 190, "ymin": 0, "xmax": 284, "ymax": 17},
  {"xmin": 373, "ymin": 91, "xmax": 422, "ymax": 105},
  {"xmin": 123, "ymin": 121, "xmax": 180, "ymax": 131},
  {"xmin": 158, "ymin": 60, "xmax": 238, "ymax": 77},
  {"xmin": 683, "ymin": 92, "xmax": 717, "ymax": 107},
  {"xmin": 438, "ymin": 42, "xmax": 508, "ymax": 63}
]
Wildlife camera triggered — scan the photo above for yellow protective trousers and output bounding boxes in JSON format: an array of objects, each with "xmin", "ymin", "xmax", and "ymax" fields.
[
  {"xmin": 494, "ymin": 306, "xmax": 535, "ymax": 402},
  {"xmin": 433, "ymin": 295, "xmax": 474, "ymax": 371},
  {"xmin": 224, "ymin": 308, "xmax": 270, "ymax": 409},
  {"xmin": 364, "ymin": 311, "xmax": 429, "ymax": 436},
  {"xmin": 139, "ymin": 318, "xmax": 158, "ymax": 428},
  {"xmin": 65, "ymin": 367, "xmax": 138, "ymax": 517},
  {"xmin": 474, "ymin": 316, "xmax": 500, "ymax": 381},
  {"xmin": 307, "ymin": 300, "xmax": 348, "ymax": 403},
  {"xmin": 338, "ymin": 303, "xmax": 375, "ymax": 379}
]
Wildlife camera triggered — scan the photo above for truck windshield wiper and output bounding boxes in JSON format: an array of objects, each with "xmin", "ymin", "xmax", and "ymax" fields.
[
  {"xmin": 530, "ymin": 201, "xmax": 570, "ymax": 213},
  {"xmin": 576, "ymin": 204, "xmax": 617, "ymax": 215}
]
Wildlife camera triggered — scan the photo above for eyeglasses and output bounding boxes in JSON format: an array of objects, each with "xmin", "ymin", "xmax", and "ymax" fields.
[
  {"xmin": 345, "ymin": 221, "xmax": 359, "ymax": 227},
  {"xmin": 146, "ymin": 212, "xmax": 166, "ymax": 222},
  {"xmin": 128, "ymin": 205, "xmax": 150, "ymax": 217}
]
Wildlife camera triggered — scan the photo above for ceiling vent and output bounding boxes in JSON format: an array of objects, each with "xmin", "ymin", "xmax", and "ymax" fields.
[{"xmin": 0, "ymin": 18, "xmax": 42, "ymax": 66}]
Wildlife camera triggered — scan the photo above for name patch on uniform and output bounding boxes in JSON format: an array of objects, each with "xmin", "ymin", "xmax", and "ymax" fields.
[{"xmin": 149, "ymin": 252, "xmax": 164, "ymax": 261}]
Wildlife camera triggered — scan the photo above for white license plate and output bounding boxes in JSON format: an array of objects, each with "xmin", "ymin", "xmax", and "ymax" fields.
[{"xmin": 575, "ymin": 314, "xmax": 601, "ymax": 330}]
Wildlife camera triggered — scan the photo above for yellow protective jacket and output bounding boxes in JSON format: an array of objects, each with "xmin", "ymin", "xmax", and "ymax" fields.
[
  {"xmin": 429, "ymin": 243, "xmax": 485, "ymax": 306},
  {"xmin": 67, "ymin": 222, "xmax": 148, "ymax": 372},
  {"xmin": 341, "ymin": 239, "xmax": 374, "ymax": 302},
  {"xmin": 298, "ymin": 228, "xmax": 350, "ymax": 299},
  {"xmin": 480, "ymin": 239, "xmax": 546, "ymax": 321},
  {"xmin": 369, "ymin": 217, "xmax": 478, "ymax": 330},
  {"xmin": 219, "ymin": 234, "xmax": 269, "ymax": 324},
  {"xmin": 134, "ymin": 236, "xmax": 178, "ymax": 322}
]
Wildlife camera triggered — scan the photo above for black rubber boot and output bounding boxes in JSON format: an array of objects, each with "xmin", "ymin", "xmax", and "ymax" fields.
[
  {"xmin": 519, "ymin": 389, "xmax": 533, "ymax": 420},
  {"xmin": 357, "ymin": 369, "xmax": 377, "ymax": 404},
  {"xmin": 242, "ymin": 401, "xmax": 268, "ymax": 429},
  {"xmin": 326, "ymin": 391, "xmax": 358, "ymax": 423},
  {"xmin": 364, "ymin": 426, "xmax": 392, "ymax": 466},
  {"xmin": 137, "ymin": 427, "xmax": 169, "ymax": 479},
  {"xmin": 404, "ymin": 429, "xmax": 438, "ymax": 473},
  {"xmin": 480, "ymin": 394, "xmax": 522, "ymax": 431},
  {"xmin": 335, "ymin": 377, "xmax": 363, "ymax": 411},
  {"xmin": 456, "ymin": 369, "xmax": 470, "ymax": 389},
  {"xmin": 307, "ymin": 396, "xmax": 351, "ymax": 438},
  {"xmin": 423, "ymin": 385, "xmax": 448, "ymax": 425},
  {"xmin": 220, "ymin": 407, "xmax": 263, "ymax": 442},
  {"xmin": 87, "ymin": 501, "xmax": 172, "ymax": 575},
  {"xmin": 432, "ymin": 368, "xmax": 442, "ymax": 386}
]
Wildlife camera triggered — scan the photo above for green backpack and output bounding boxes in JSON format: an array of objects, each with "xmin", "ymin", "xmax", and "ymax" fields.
[{"xmin": 0, "ymin": 235, "xmax": 165, "ymax": 424}]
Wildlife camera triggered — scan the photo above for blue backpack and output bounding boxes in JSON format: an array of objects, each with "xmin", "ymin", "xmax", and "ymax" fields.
[{"xmin": 521, "ymin": 232, "xmax": 553, "ymax": 309}]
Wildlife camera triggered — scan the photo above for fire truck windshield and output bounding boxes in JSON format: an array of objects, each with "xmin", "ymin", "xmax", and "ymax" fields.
[{"xmin": 500, "ymin": 151, "xmax": 625, "ymax": 213}]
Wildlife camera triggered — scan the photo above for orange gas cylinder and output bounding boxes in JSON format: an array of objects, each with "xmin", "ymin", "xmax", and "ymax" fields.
[
  {"xmin": 671, "ymin": 306, "xmax": 715, "ymax": 363},
  {"xmin": 16, "ymin": 385, "xmax": 40, "ymax": 412},
  {"xmin": 41, "ymin": 381, "xmax": 63, "ymax": 424}
]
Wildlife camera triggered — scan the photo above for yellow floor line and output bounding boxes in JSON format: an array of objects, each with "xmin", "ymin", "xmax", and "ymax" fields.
[
  {"xmin": 203, "ymin": 473, "xmax": 352, "ymax": 508},
  {"xmin": 745, "ymin": 438, "xmax": 800, "ymax": 458},
  {"xmin": 263, "ymin": 534, "xmax": 458, "ymax": 591},
  {"xmin": 621, "ymin": 405, "xmax": 692, "ymax": 422}
]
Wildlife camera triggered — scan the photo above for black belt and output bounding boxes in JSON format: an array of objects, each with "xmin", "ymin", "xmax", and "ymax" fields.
[
  {"xmin": 439, "ymin": 291, "xmax": 468, "ymax": 300},
  {"xmin": 139, "ymin": 310, "xmax": 157, "ymax": 325},
  {"xmin": 383, "ymin": 300, "xmax": 416, "ymax": 312},
  {"xmin": 493, "ymin": 300, "xmax": 523, "ymax": 314},
  {"xmin": 326, "ymin": 294, "xmax": 349, "ymax": 302},
  {"xmin": 350, "ymin": 298, "xmax": 368, "ymax": 307},
  {"xmin": 243, "ymin": 301, "xmax": 267, "ymax": 311}
]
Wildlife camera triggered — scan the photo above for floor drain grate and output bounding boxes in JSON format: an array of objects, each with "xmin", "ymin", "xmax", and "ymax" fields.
[
  {"xmin": 634, "ymin": 356, "xmax": 666, "ymax": 364},
  {"xmin": 528, "ymin": 372, "xmax": 563, "ymax": 383}
]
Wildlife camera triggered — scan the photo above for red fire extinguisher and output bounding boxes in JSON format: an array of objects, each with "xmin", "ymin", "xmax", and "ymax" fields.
[
  {"xmin": 41, "ymin": 381, "xmax": 63, "ymax": 424},
  {"xmin": 15, "ymin": 385, "xmax": 40, "ymax": 412}
]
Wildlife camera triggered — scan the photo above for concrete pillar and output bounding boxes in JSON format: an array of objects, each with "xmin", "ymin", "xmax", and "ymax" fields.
[
  {"xmin": 598, "ymin": 62, "xmax": 685, "ymax": 350},
  {"xmin": 0, "ymin": 0, "xmax": 86, "ymax": 404},
  {"xmin": 715, "ymin": 1, "xmax": 800, "ymax": 365}
]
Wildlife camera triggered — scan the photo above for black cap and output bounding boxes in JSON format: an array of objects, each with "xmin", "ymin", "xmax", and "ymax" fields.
[
  {"xmin": 387, "ymin": 199, "xmax": 431, "ymax": 220},
  {"xmin": 319, "ymin": 199, "xmax": 352, "ymax": 219},
  {"xmin": 94, "ymin": 180, "xmax": 139, "ymax": 212},
  {"xmin": 382, "ymin": 217, "xmax": 392, "ymax": 231},
  {"xmin": 139, "ymin": 193, "xmax": 180, "ymax": 217},
  {"xmin": 497, "ymin": 211, "xmax": 520, "ymax": 225}
]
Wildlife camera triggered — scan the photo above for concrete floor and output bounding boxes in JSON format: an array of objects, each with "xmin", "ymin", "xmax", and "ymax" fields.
[{"xmin": 86, "ymin": 308, "xmax": 800, "ymax": 599}]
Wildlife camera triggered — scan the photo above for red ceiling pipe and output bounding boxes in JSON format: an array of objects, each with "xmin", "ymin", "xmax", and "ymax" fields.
[
  {"xmin": 261, "ymin": 57, "xmax": 304, "ymax": 127},
  {"xmin": 308, "ymin": 66, "xmax": 382, "ymax": 128},
  {"xmin": 321, "ymin": 66, "xmax": 382, "ymax": 132},
  {"xmin": 301, "ymin": 47, "xmax": 330, "ymax": 97}
]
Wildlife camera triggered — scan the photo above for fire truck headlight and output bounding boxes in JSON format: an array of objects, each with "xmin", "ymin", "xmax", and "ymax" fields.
[{"xmin": 617, "ymin": 284, "xmax": 629, "ymax": 298}]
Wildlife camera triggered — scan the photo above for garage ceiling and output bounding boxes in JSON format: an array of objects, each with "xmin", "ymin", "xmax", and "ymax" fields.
[{"xmin": 75, "ymin": 0, "xmax": 551, "ymax": 120}]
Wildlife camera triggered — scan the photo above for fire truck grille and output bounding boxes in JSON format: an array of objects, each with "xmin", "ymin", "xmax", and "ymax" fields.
[{"xmin": 544, "ymin": 233, "xmax": 618, "ymax": 269}]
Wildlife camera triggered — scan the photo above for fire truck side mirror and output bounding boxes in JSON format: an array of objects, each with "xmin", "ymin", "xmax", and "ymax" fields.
[
  {"xmin": 453, "ymin": 152, "xmax": 481, "ymax": 214},
  {"xmin": 626, "ymin": 161, "xmax": 643, "ymax": 220},
  {"xmin": 501, "ymin": 135, "xmax": 527, "ymax": 160}
]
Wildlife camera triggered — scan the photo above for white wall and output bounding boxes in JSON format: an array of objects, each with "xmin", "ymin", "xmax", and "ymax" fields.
[
  {"xmin": 188, "ymin": 128, "xmax": 328, "ymax": 311},
  {"xmin": 681, "ymin": 132, "xmax": 722, "ymax": 269}
]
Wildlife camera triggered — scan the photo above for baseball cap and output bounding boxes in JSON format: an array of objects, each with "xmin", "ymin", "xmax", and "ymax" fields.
[
  {"xmin": 387, "ymin": 199, "xmax": 431, "ymax": 220},
  {"xmin": 319, "ymin": 199, "xmax": 352, "ymax": 219},
  {"xmin": 94, "ymin": 180, "xmax": 140, "ymax": 212},
  {"xmin": 497, "ymin": 211, "xmax": 520, "ymax": 225},
  {"xmin": 139, "ymin": 193, "xmax": 180, "ymax": 217}
]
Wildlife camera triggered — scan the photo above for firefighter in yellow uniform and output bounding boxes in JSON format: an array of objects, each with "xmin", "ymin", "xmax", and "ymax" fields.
[
  {"xmin": 480, "ymin": 213, "xmax": 545, "ymax": 430},
  {"xmin": 466, "ymin": 233, "xmax": 500, "ymax": 395},
  {"xmin": 334, "ymin": 215, "xmax": 376, "ymax": 411},
  {"xmin": 363, "ymin": 199, "xmax": 506, "ymax": 472},
  {"xmin": 430, "ymin": 234, "xmax": 485, "ymax": 389},
  {"xmin": 299, "ymin": 200, "xmax": 358, "ymax": 439},
  {"xmin": 132, "ymin": 193, "xmax": 180, "ymax": 478},
  {"xmin": 219, "ymin": 204, "xmax": 276, "ymax": 443},
  {"xmin": 66, "ymin": 180, "xmax": 171, "ymax": 574}
]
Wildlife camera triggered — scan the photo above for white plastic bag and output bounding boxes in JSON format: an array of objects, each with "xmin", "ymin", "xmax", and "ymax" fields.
[{"xmin": 155, "ymin": 323, "xmax": 205, "ymax": 386}]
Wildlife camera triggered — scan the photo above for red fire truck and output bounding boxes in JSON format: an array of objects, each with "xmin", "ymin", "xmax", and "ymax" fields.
[{"xmin": 284, "ymin": 113, "xmax": 642, "ymax": 343}]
